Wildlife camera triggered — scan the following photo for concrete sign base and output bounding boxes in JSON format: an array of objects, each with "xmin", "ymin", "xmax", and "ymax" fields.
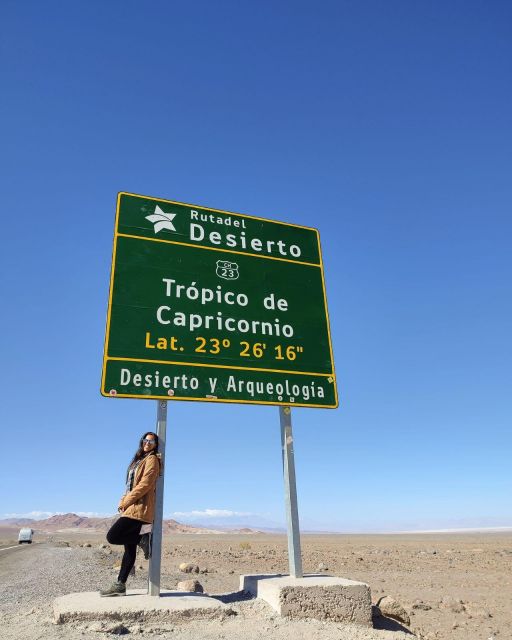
[
  {"xmin": 53, "ymin": 589, "xmax": 228, "ymax": 624},
  {"xmin": 240, "ymin": 573, "xmax": 372, "ymax": 626}
]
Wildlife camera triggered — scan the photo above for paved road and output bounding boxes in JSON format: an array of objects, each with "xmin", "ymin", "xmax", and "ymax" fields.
[
  {"xmin": 0, "ymin": 542, "xmax": 33, "ymax": 556},
  {"xmin": 0, "ymin": 542, "xmax": 140, "ymax": 611},
  {"xmin": 0, "ymin": 541, "xmax": 43, "ymax": 590},
  {"xmin": 0, "ymin": 544, "xmax": 22, "ymax": 551}
]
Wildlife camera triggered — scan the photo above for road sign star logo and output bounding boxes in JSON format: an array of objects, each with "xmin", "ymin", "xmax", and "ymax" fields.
[{"xmin": 145, "ymin": 205, "xmax": 177, "ymax": 233}]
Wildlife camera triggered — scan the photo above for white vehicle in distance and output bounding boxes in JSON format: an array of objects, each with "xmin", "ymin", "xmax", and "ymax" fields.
[{"xmin": 18, "ymin": 528, "xmax": 33, "ymax": 544}]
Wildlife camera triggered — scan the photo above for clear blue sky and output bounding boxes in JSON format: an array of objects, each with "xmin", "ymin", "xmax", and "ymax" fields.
[{"xmin": 1, "ymin": 1, "xmax": 511, "ymax": 531}]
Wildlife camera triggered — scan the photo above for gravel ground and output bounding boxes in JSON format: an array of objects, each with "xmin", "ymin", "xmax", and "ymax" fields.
[{"xmin": 0, "ymin": 542, "xmax": 412, "ymax": 640}]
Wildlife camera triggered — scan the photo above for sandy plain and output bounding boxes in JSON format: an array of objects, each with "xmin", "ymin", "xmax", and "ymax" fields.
[{"xmin": 0, "ymin": 529, "xmax": 510, "ymax": 640}]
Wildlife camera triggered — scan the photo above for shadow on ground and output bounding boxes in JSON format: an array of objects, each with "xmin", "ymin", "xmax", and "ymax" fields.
[{"xmin": 213, "ymin": 590, "xmax": 255, "ymax": 604}]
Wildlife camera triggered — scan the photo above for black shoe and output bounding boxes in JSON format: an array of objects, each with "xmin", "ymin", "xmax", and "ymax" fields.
[{"xmin": 138, "ymin": 532, "xmax": 152, "ymax": 560}]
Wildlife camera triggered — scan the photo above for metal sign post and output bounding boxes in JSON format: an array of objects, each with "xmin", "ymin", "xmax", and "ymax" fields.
[
  {"xmin": 148, "ymin": 400, "xmax": 167, "ymax": 596},
  {"xmin": 100, "ymin": 192, "xmax": 338, "ymax": 587},
  {"xmin": 280, "ymin": 406, "xmax": 303, "ymax": 578}
]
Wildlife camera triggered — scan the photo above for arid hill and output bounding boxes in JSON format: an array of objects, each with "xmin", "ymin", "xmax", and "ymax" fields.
[{"xmin": 0, "ymin": 513, "xmax": 259, "ymax": 535}]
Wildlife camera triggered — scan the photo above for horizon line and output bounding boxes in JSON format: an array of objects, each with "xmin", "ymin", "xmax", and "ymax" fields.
[{"xmin": 1, "ymin": 513, "xmax": 512, "ymax": 535}]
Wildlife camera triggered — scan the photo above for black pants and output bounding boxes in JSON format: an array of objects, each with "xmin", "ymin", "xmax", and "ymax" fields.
[{"xmin": 106, "ymin": 517, "xmax": 144, "ymax": 584}]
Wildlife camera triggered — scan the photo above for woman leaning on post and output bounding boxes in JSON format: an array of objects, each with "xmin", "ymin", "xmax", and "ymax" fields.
[{"xmin": 100, "ymin": 432, "xmax": 161, "ymax": 597}]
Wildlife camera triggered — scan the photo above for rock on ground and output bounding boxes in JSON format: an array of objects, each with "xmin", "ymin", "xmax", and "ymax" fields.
[
  {"xmin": 177, "ymin": 579, "xmax": 204, "ymax": 593},
  {"xmin": 179, "ymin": 562, "xmax": 200, "ymax": 573},
  {"xmin": 439, "ymin": 595, "xmax": 464, "ymax": 613},
  {"xmin": 376, "ymin": 596, "xmax": 410, "ymax": 626}
]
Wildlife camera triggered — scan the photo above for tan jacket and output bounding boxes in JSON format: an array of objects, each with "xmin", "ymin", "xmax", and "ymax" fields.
[{"xmin": 118, "ymin": 453, "xmax": 161, "ymax": 523}]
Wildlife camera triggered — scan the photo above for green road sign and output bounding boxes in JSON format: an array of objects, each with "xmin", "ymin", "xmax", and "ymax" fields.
[{"xmin": 101, "ymin": 193, "xmax": 338, "ymax": 408}]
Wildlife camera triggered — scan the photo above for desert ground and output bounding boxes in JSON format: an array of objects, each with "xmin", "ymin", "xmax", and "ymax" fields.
[{"xmin": 0, "ymin": 528, "xmax": 510, "ymax": 640}]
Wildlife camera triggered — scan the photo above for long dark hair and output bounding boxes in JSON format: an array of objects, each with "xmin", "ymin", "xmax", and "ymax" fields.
[{"xmin": 127, "ymin": 432, "xmax": 159, "ymax": 476}]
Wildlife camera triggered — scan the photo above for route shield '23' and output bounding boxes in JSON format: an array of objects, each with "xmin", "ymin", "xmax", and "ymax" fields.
[{"xmin": 101, "ymin": 193, "xmax": 338, "ymax": 408}]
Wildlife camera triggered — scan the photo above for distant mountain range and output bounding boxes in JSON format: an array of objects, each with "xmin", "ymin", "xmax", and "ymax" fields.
[
  {"xmin": 2, "ymin": 514, "xmax": 511, "ymax": 535},
  {"xmin": 0, "ymin": 513, "xmax": 260, "ymax": 535}
]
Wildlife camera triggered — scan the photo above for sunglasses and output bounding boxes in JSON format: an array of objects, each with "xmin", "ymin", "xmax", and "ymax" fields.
[{"xmin": 142, "ymin": 438, "xmax": 156, "ymax": 444}]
